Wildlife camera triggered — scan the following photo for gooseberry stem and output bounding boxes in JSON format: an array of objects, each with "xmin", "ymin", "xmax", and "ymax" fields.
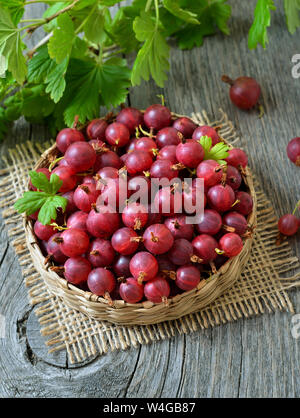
[{"xmin": 292, "ymin": 200, "xmax": 300, "ymax": 215}]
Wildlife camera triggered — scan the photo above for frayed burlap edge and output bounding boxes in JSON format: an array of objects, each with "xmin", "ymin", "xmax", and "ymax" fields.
[{"xmin": 1, "ymin": 109, "xmax": 299, "ymax": 364}]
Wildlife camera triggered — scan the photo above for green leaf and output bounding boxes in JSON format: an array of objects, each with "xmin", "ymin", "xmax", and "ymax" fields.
[
  {"xmin": 37, "ymin": 198, "xmax": 58, "ymax": 225},
  {"xmin": 27, "ymin": 45, "xmax": 56, "ymax": 83},
  {"xmin": 159, "ymin": 8, "xmax": 186, "ymax": 37},
  {"xmin": 162, "ymin": 0, "xmax": 200, "ymax": 25},
  {"xmin": 209, "ymin": 142, "xmax": 229, "ymax": 160},
  {"xmin": 14, "ymin": 191, "xmax": 49, "ymax": 215},
  {"xmin": 131, "ymin": 11, "xmax": 170, "ymax": 87},
  {"xmin": 63, "ymin": 57, "xmax": 131, "ymax": 126},
  {"xmin": 21, "ymin": 85, "xmax": 55, "ymax": 119},
  {"xmin": 29, "ymin": 171, "xmax": 52, "ymax": 193},
  {"xmin": 49, "ymin": 173, "xmax": 64, "ymax": 194},
  {"xmin": 174, "ymin": 0, "xmax": 231, "ymax": 49},
  {"xmin": 199, "ymin": 135, "xmax": 229, "ymax": 161},
  {"xmin": 27, "ymin": 45, "xmax": 69, "ymax": 103},
  {"xmin": 70, "ymin": 37, "xmax": 88, "ymax": 59},
  {"xmin": 199, "ymin": 135, "xmax": 212, "ymax": 157},
  {"xmin": 48, "ymin": 13, "xmax": 75, "ymax": 64},
  {"xmin": 209, "ymin": 0, "xmax": 231, "ymax": 34},
  {"xmin": 0, "ymin": 8, "xmax": 27, "ymax": 83},
  {"xmin": 14, "ymin": 172, "xmax": 67, "ymax": 225},
  {"xmin": 284, "ymin": 0, "xmax": 300, "ymax": 34},
  {"xmin": 42, "ymin": 1, "xmax": 70, "ymax": 32},
  {"xmin": 97, "ymin": 57, "xmax": 131, "ymax": 107},
  {"xmin": 84, "ymin": 5, "xmax": 105, "ymax": 44},
  {"xmin": 0, "ymin": 0, "xmax": 25, "ymax": 25},
  {"xmin": 109, "ymin": 9, "xmax": 139, "ymax": 53},
  {"xmin": 100, "ymin": 0, "xmax": 125, "ymax": 5},
  {"xmin": 175, "ymin": 21, "xmax": 215, "ymax": 49},
  {"xmin": 248, "ymin": 0, "xmax": 276, "ymax": 49},
  {"xmin": 45, "ymin": 57, "xmax": 68, "ymax": 103}
]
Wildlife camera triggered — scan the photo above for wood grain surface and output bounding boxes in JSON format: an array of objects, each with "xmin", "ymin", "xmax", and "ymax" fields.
[{"xmin": 0, "ymin": 1, "xmax": 299, "ymax": 398}]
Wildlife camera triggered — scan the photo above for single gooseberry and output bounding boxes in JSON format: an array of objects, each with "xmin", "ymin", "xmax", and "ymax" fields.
[
  {"xmin": 144, "ymin": 104, "xmax": 172, "ymax": 131},
  {"xmin": 144, "ymin": 275, "xmax": 170, "ymax": 304},
  {"xmin": 287, "ymin": 137, "xmax": 300, "ymax": 166},
  {"xmin": 86, "ymin": 119, "xmax": 108, "ymax": 140},
  {"xmin": 119, "ymin": 277, "xmax": 144, "ymax": 304},
  {"xmin": 143, "ymin": 224, "xmax": 174, "ymax": 255},
  {"xmin": 64, "ymin": 257, "xmax": 91, "ymax": 285},
  {"xmin": 222, "ymin": 75, "xmax": 261, "ymax": 110},
  {"xmin": 218, "ymin": 232, "xmax": 243, "ymax": 257},
  {"xmin": 56, "ymin": 128, "xmax": 85, "ymax": 154}
]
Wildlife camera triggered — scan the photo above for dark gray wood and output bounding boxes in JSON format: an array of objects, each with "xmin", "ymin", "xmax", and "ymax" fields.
[{"xmin": 0, "ymin": 0, "xmax": 299, "ymax": 398}]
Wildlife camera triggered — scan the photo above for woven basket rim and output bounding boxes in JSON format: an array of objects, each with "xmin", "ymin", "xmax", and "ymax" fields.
[{"xmin": 24, "ymin": 111, "xmax": 257, "ymax": 325}]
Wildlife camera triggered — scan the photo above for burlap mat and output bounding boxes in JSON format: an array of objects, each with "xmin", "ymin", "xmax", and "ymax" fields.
[{"xmin": 1, "ymin": 109, "xmax": 299, "ymax": 364}]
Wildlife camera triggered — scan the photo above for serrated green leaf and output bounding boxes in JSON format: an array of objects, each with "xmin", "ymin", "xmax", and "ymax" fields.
[
  {"xmin": 174, "ymin": 0, "xmax": 231, "ymax": 49},
  {"xmin": 14, "ymin": 172, "xmax": 67, "ymax": 225},
  {"xmin": 49, "ymin": 173, "xmax": 64, "ymax": 194},
  {"xmin": 248, "ymin": 0, "xmax": 276, "ymax": 49},
  {"xmin": 29, "ymin": 170, "xmax": 52, "ymax": 193},
  {"xmin": 131, "ymin": 11, "xmax": 170, "ymax": 87},
  {"xmin": 209, "ymin": 142, "xmax": 229, "ymax": 160},
  {"xmin": 159, "ymin": 8, "xmax": 186, "ymax": 37},
  {"xmin": 14, "ymin": 191, "xmax": 49, "ymax": 215},
  {"xmin": 37, "ymin": 197, "xmax": 60, "ymax": 225},
  {"xmin": 97, "ymin": 58, "xmax": 131, "ymax": 107},
  {"xmin": 162, "ymin": 0, "xmax": 199, "ymax": 25},
  {"xmin": 109, "ymin": 9, "xmax": 139, "ymax": 53},
  {"xmin": 199, "ymin": 135, "xmax": 212, "ymax": 157},
  {"xmin": 70, "ymin": 36, "xmax": 88, "ymax": 59},
  {"xmin": 84, "ymin": 5, "xmax": 105, "ymax": 44},
  {"xmin": 45, "ymin": 57, "xmax": 68, "ymax": 103},
  {"xmin": 208, "ymin": 0, "xmax": 231, "ymax": 34},
  {"xmin": 48, "ymin": 13, "xmax": 75, "ymax": 64},
  {"xmin": 175, "ymin": 21, "xmax": 215, "ymax": 49},
  {"xmin": 0, "ymin": 0, "xmax": 25, "ymax": 25},
  {"xmin": 42, "ymin": 1, "xmax": 70, "ymax": 32},
  {"xmin": 21, "ymin": 85, "xmax": 55, "ymax": 119},
  {"xmin": 27, "ymin": 45, "xmax": 56, "ymax": 83},
  {"xmin": 62, "ymin": 57, "xmax": 131, "ymax": 126},
  {"xmin": 199, "ymin": 135, "xmax": 229, "ymax": 161},
  {"xmin": 284, "ymin": 0, "xmax": 300, "ymax": 34},
  {"xmin": 51, "ymin": 195, "xmax": 68, "ymax": 212},
  {"xmin": 0, "ymin": 8, "xmax": 27, "ymax": 83}
]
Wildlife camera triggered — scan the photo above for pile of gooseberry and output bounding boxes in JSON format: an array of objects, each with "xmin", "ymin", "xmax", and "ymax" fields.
[{"xmin": 30, "ymin": 104, "xmax": 254, "ymax": 306}]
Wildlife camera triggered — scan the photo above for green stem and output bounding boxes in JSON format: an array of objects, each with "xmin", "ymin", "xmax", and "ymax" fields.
[
  {"xmin": 20, "ymin": 0, "xmax": 79, "ymax": 34},
  {"xmin": 292, "ymin": 200, "xmax": 300, "ymax": 215},
  {"xmin": 145, "ymin": 0, "xmax": 153, "ymax": 12},
  {"xmin": 20, "ymin": 18, "xmax": 44, "ymax": 23},
  {"xmin": 154, "ymin": 0, "xmax": 159, "ymax": 29}
]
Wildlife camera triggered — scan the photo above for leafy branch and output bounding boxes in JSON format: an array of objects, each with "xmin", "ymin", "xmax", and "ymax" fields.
[{"xmin": 0, "ymin": 0, "xmax": 299, "ymax": 139}]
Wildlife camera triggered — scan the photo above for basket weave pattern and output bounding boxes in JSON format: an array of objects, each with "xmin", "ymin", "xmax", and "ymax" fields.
[{"xmin": 24, "ymin": 112, "xmax": 256, "ymax": 326}]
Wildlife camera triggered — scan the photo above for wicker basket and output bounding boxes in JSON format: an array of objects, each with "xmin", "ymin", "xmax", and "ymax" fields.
[{"xmin": 24, "ymin": 112, "xmax": 257, "ymax": 326}]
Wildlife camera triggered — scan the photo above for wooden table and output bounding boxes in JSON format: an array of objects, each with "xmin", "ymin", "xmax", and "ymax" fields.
[{"xmin": 0, "ymin": 1, "xmax": 299, "ymax": 398}]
